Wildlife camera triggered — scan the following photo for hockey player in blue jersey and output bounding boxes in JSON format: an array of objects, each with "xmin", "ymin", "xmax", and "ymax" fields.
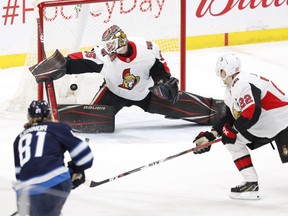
[{"xmin": 13, "ymin": 100, "xmax": 94, "ymax": 215}]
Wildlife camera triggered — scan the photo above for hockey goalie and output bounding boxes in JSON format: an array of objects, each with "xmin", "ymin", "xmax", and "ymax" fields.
[{"xmin": 30, "ymin": 25, "xmax": 225, "ymax": 133}]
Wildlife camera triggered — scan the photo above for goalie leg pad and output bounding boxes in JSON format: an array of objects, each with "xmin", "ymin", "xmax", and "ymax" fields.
[
  {"xmin": 147, "ymin": 91, "xmax": 225, "ymax": 125},
  {"xmin": 58, "ymin": 104, "xmax": 115, "ymax": 133}
]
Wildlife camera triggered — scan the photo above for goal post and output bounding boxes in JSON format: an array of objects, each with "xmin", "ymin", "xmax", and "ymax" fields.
[{"xmin": 21, "ymin": 0, "xmax": 186, "ymax": 109}]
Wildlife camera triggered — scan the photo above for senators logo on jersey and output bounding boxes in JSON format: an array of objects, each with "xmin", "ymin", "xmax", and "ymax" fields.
[{"xmin": 118, "ymin": 69, "xmax": 140, "ymax": 90}]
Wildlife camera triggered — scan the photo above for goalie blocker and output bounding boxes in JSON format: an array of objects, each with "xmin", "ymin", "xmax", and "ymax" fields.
[{"xmin": 29, "ymin": 49, "xmax": 67, "ymax": 83}]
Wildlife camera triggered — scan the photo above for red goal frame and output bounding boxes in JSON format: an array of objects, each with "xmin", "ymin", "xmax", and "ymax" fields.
[{"xmin": 35, "ymin": 0, "xmax": 186, "ymax": 100}]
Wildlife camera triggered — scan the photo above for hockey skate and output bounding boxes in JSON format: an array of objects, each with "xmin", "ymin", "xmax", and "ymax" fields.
[{"xmin": 229, "ymin": 181, "xmax": 261, "ymax": 200}]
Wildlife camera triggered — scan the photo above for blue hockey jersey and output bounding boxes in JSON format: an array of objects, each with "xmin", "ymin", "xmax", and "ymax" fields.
[{"xmin": 13, "ymin": 121, "xmax": 93, "ymax": 194}]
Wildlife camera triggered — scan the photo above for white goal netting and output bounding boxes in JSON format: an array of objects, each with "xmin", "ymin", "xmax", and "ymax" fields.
[{"xmin": 8, "ymin": 0, "xmax": 182, "ymax": 112}]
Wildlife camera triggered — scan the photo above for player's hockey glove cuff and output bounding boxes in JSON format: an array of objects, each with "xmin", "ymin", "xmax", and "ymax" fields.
[
  {"xmin": 193, "ymin": 131, "xmax": 216, "ymax": 154},
  {"xmin": 222, "ymin": 123, "xmax": 237, "ymax": 144},
  {"xmin": 149, "ymin": 77, "xmax": 179, "ymax": 104},
  {"xmin": 68, "ymin": 161, "xmax": 86, "ymax": 189}
]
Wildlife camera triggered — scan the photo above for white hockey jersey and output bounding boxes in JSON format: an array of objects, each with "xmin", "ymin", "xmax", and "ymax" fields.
[
  {"xmin": 224, "ymin": 72, "xmax": 288, "ymax": 138},
  {"xmin": 81, "ymin": 37, "xmax": 165, "ymax": 101}
]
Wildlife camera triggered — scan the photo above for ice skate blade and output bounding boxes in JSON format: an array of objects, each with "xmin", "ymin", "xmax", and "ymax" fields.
[{"xmin": 230, "ymin": 191, "xmax": 261, "ymax": 200}]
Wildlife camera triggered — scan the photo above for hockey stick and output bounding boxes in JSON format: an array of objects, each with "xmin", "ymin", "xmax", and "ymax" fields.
[
  {"xmin": 10, "ymin": 211, "xmax": 17, "ymax": 216},
  {"xmin": 84, "ymin": 138, "xmax": 222, "ymax": 188},
  {"xmin": 33, "ymin": 2, "xmax": 59, "ymax": 121}
]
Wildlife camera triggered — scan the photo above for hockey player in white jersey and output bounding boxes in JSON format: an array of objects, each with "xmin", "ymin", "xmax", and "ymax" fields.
[
  {"xmin": 193, "ymin": 53, "xmax": 288, "ymax": 200},
  {"xmin": 62, "ymin": 24, "xmax": 180, "ymax": 111},
  {"xmin": 30, "ymin": 25, "xmax": 226, "ymax": 129}
]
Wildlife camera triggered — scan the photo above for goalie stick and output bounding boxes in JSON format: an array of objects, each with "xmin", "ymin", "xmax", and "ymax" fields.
[
  {"xmin": 10, "ymin": 211, "xmax": 17, "ymax": 216},
  {"xmin": 31, "ymin": 2, "xmax": 59, "ymax": 121},
  {"xmin": 84, "ymin": 138, "xmax": 222, "ymax": 188}
]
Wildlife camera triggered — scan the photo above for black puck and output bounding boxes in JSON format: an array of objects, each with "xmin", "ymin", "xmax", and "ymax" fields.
[{"xmin": 70, "ymin": 83, "xmax": 78, "ymax": 91}]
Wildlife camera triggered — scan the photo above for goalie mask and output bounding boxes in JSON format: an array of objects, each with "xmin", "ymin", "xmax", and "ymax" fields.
[
  {"xmin": 28, "ymin": 100, "xmax": 51, "ymax": 120},
  {"xmin": 102, "ymin": 25, "xmax": 128, "ymax": 54},
  {"xmin": 215, "ymin": 53, "xmax": 241, "ymax": 80}
]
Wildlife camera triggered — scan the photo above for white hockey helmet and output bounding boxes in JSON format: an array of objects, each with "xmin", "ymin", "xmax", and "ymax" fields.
[
  {"xmin": 102, "ymin": 25, "xmax": 128, "ymax": 54},
  {"xmin": 215, "ymin": 53, "xmax": 241, "ymax": 80}
]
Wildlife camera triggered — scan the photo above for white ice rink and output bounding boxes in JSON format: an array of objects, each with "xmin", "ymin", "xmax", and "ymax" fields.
[{"xmin": 1, "ymin": 41, "xmax": 288, "ymax": 215}]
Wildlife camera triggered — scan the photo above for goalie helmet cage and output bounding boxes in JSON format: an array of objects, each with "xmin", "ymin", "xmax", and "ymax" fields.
[{"xmin": 29, "ymin": 0, "xmax": 186, "ymax": 103}]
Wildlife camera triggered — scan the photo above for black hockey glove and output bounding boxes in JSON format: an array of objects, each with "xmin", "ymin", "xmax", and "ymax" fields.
[
  {"xmin": 193, "ymin": 131, "xmax": 216, "ymax": 154},
  {"xmin": 149, "ymin": 77, "xmax": 179, "ymax": 104},
  {"xmin": 222, "ymin": 123, "xmax": 237, "ymax": 144},
  {"xmin": 29, "ymin": 49, "xmax": 67, "ymax": 83},
  {"xmin": 68, "ymin": 161, "xmax": 86, "ymax": 189}
]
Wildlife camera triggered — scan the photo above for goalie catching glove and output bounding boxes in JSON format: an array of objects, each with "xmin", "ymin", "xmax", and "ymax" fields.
[
  {"xmin": 29, "ymin": 49, "xmax": 67, "ymax": 83},
  {"xmin": 67, "ymin": 161, "xmax": 86, "ymax": 189},
  {"xmin": 149, "ymin": 77, "xmax": 179, "ymax": 104},
  {"xmin": 193, "ymin": 131, "xmax": 216, "ymax": 154}
]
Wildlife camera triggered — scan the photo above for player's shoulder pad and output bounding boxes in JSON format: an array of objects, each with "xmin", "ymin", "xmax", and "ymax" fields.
[
  {"xmin": 46, "ymin": 121, "xmax": 72, "ymax": 131},
  {"xmin": 231, "ymin": 73, "xmax": 251, "ymax": 95},
  {"xmin": 232, "ymin": 72, "xmax": 247, "ymax": 86}
]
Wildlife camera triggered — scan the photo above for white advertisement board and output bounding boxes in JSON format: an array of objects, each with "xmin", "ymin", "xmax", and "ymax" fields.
[
  {"xmin": 187, "ymin": 0, "xmax": 288, "ymax": 36},
  {"xmin": 0, "ymin": 0, "xmax": 287, "ymax": 55}
]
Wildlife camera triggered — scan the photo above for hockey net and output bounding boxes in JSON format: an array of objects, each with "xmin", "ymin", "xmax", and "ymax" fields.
[{"xmin": 8, "ymin": 0, "xmax": 185, "ymax": 112}]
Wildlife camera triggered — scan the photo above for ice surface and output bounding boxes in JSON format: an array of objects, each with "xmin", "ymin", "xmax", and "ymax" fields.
[{"xmin": 1, "ymin": 41, "xmax": 288, "ymax": 215}]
